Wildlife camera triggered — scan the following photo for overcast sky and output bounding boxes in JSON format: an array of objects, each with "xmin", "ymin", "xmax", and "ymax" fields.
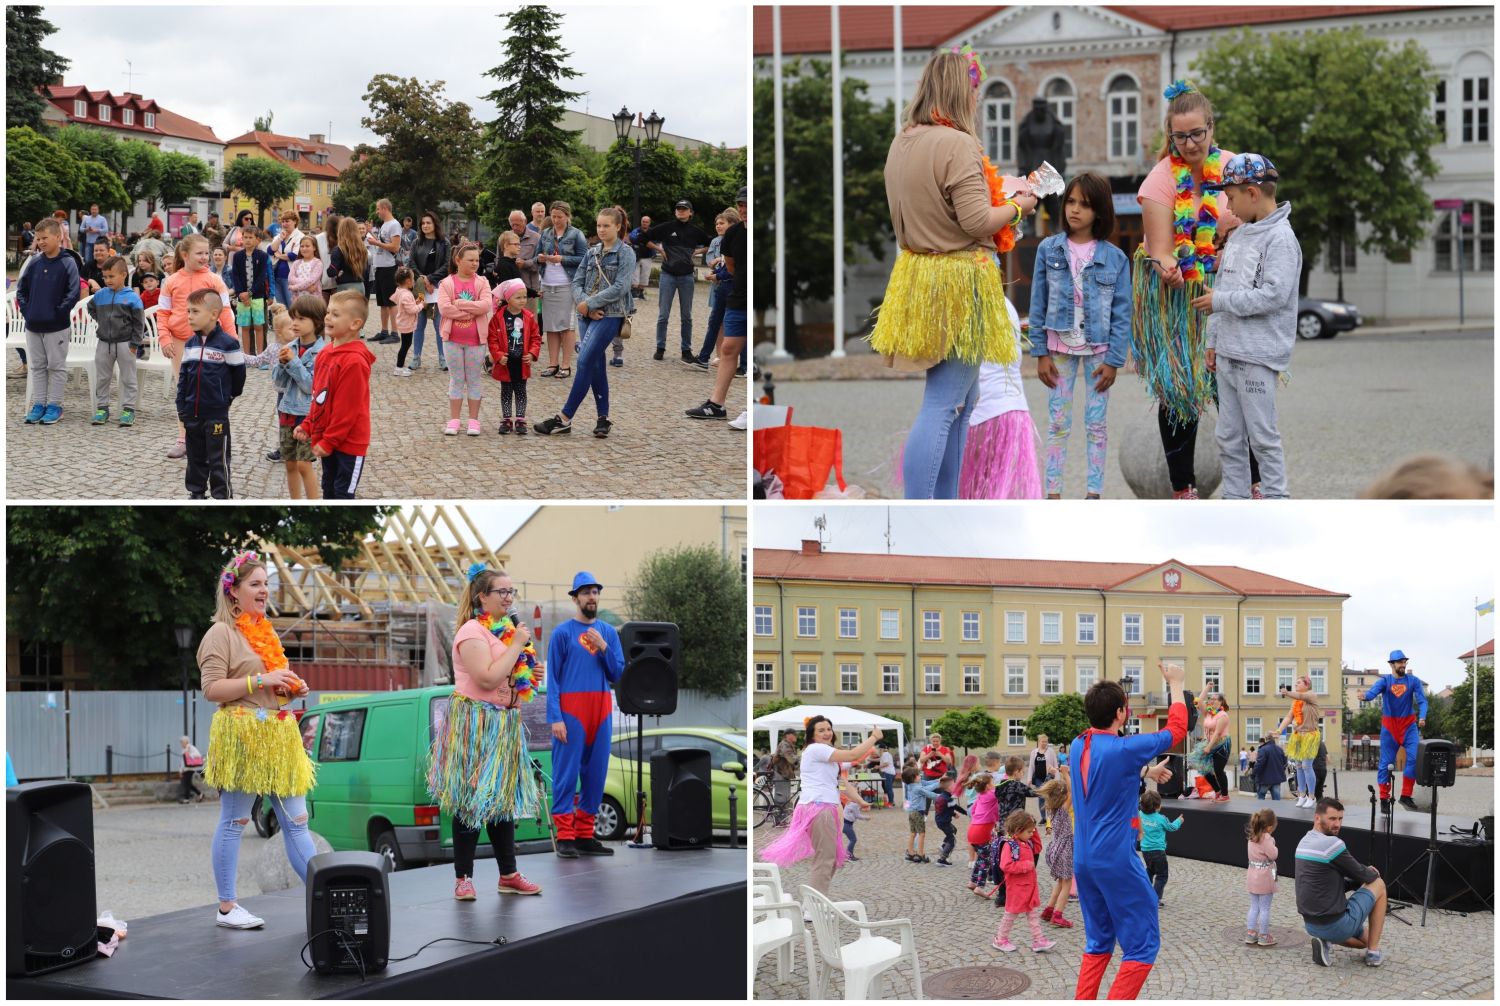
[
  {"xmin": 40, "ymin": 4, "xmax": 747, "ymax": 149},
  {"xmin": 754, "ymin": 505, "xmax": 1497, "ymax": 690}
]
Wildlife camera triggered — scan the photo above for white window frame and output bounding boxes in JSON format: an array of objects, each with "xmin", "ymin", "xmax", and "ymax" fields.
[
  {"xmin": 753, "ymin": 604, "xmax": 773, "ymax": 637},
  {"xmin": 797, "ymin": 662, "xmax": 818, "ymax": 693},
  {"xmin": 962, "ymin": 611, "xmax": 981, "ymax": 642},
  {"xmin": 1276, "ymin": 663, "xmax": 1297, "ymax": 693},
  {"xmin": 1435, "ymin": 200, "xmax": 1493, "ymax": 274},
  {"xmin": 922, "ymin": 609, "xmax": 942, "ymax": 642},
  {"xmin": 1244, "ymin": 662, "xmax": 1264, "ymax": 696},
  {"xmin": 754, "ymin": 662, "xmax": 775, "ymax": 692},
  {"xmin": 1125, "ymin": 717, "xmax": 1142, "ymax": 736},
  {"xmin": 1163, "ymin": 614, "xmax": 1183, "ymax": 646},
  {"xmin": 962, "ymin": 663, "xmax": 982, "ymax": 694},
  {"xmin": 840, "ymin": 730, "xmax": 862, "ymax": 748},
  {"xmin": 838, "ymin": 607, "xmax": 858, "ymax": 639},
  {"xmin": 1309, "ymin": 617, "xmax": 1327, "ymax": 648},
  {"xmin": 923, "ymin": 662, "xmax": 943, "ymax": 694},
  {"xmin": 74, "ymin": 99, "xmax": 87, "ymax": 117},
  {"xmin": 1245, "ymin": 717, "xmax": 1263, "ymax": 745},
  {"xmin": 97, "ymin": 104, "xmax": 111, "ymax": 122},
  {"xmin": 1043, "ymin": 76, "xmax": 1076, "ymax": 160},
  {"xmin": 121, "ymin": 108, "xmax": 134, "ymax": 126},
  {"xmin": 1077, "ymin": 612, "xmax": 1096, "ymax": 645},
  {"xmin": 1041, "ymin": 611, "xmax": 1062, "ymax": 644},
  {"xmin": 1202, "ymin": 661, "xmax": 1223, "ymax": 696},
  {"xmin": 839, "ymin": 662, "xmax": 860, "ymax": 694},
  {"xmin": 796, "ymin": 606, "xmax": 817, "ymax": 638},
  {"xmin": 1277, "ymin": 617, "xmax": 1295, "ymax": 647},
  {"xmin": 1244, "ymin": 616, "xmax": 1264, "ymax": 647},
  {"xmin": 1076, "ymin": 660, "xmax": 1098, "ymax": 694},
  {"xmin": 922, "ymin": 719, "xmax": 936, "ymax": 739},
  {"xmin": 1005, "ymin": 610, "xmax": 1026, "ymax": 644},
  {"xmin": 1203, "ymin": 614, "xmax": 1222, "ymax": 646},
  {"xmin": 881, "ymin": 663, "xmax": 902, "ymax": 694},
  {"xmin": 879, "ymin": 608, "xmax": 900, "ymax": 640},
  {"xmin": 1460, "ymin": 70, "xmax": 1491, "ymax": 144},
  {"xmin": 1309, "ymin": 662, "xmax": 1328, "ymax": 695},
  {"xmin": 144, "ymin": 111, "xmax": 155, "ymax": 128},
  {"xmin": 1007, "ymin": 719, "xmax": 1027, "ymax": 747},
  {"xmin": 1105, "ymin": 74, "xmax": 1140, "ymax": 160},
  {"xmin": 1041, "ymin": 660, "xmax": 1063, "ymax": 695},
  {"xmin": 1123, "ymin": 612, "xmax": 1143, "ymax": 645},
  {"xmin": 1005, "ymin": 660, "xmax": 1027, "ymax": 696},
  {"xmin": 982, "ymin": 78, "xmax": 1014, "ymax": 165},
  {"xmin": 1121, "ymin": 662, "xmax": 1144, "ymax": 694}
]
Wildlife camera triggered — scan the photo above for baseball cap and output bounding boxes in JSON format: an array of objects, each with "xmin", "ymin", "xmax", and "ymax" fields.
[
  {"xmin": 736, "ymin": 186, "xmax": 747, "ymax": 204},
  {"xmin": 674, "ymin": 199, "xmax": 693, "ymax": 211},
  {"xmin": 1201, "ymin": 152, "xmax": 1279, "ymax": 190},
  {"xmin": 1388, "ymin": 649, "xmax": 1408, "ymax": 662},
  {"xmin": 569, "ymin": 571, "xmax": 603, "ymax": 595}
]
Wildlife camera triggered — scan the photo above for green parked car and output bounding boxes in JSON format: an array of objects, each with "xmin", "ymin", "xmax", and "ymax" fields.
[
  {"xmin": 298, "ymin": 686, "xmax": 554, "ymax": 870},
  {"xmin": 594, "ymin": 727, "xmax": 750, "ymax": 841}
]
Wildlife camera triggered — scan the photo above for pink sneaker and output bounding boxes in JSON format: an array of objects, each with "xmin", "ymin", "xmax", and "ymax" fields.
[
  {"xmin": 1050, "ymin": 914, "xmax": 1075, "ymax": 928},
  {"xmin": 1033, "ymin": 937, "xmax": 1057, "ymax": 953},
  {"xmin": 1171, "ymin": 486, "xmax": 1201, "ymax": 500},
  {"xmin": 444, "ymin": 419, "xmax": 460, "ymax": 436},
  {"xmin": 991, "ymin": 938, "xmax": 1018, "ymax": 953},
  {"xmin": 497, "ymin": 872, "xmax": 541, "ymax": 896},
  {"xmin": 1251, "ymin": 483, "xmax": 1265, "ymax": 500},
  {"xmin": 454, "ymin": 876, "xmax": 477, "ymax": 901},
  {"xmin": 466, "ymin": 419, "xmax": 481, "ymax": 437}
]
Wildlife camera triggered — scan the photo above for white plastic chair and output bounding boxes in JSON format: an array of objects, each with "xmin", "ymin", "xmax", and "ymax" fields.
[
  {"xmin": 5, "ymin": 288, "xmax": 31, "ymax": 402},
  {"xmin": 133, "ymin": 305, "xmax": 174, "ymax": 401},
  {"xmin": 801, "ymin": 885, "xmax": 923, "ymax": 1000},
  {"xmin": 62, "ymin": 294, "xmax": 99, "ymax": 404},
  {"xmin": 752, "ymin": 862, "xmax": 786, "ymax": 903},
  {"xmin": 753, "ymin": 880, "xmax": 801, "ymax": 986}
]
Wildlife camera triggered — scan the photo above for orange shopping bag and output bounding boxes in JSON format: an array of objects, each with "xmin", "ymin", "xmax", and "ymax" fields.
[{"xmin": 752, "ymin": 411, "xmax": 847, "ymax": 500}]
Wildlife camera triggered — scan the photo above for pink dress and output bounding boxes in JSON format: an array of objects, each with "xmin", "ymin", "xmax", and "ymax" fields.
[{"xmin": 999, "ymin": 833, "xmax": 1043, "ymax": 912}]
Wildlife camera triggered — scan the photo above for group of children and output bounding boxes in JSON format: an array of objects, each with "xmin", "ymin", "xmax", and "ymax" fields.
[{"xmin": 959, "ymin": 153, "xmax": 1299, "ymax": 500}]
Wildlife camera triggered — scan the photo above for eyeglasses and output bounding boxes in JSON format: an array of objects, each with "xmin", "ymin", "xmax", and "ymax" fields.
[
  {"xmin": 1170, "ymin": 128, "xmax": 1210, "ymax": 146},
  {"xmin": 486, "ymin": 587, "xmax": 516, "ymax": 597}
]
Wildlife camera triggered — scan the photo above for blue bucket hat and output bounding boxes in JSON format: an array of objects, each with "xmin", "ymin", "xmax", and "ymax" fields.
[
  {"xmin": 1201, "ymin": 152, "xmax": 1279, "ymax": 190},
  {"xmin": 569, "ymin": 571, "xmax": 603, "ymax": 596},
  {"xmin": 1388, "ymin": 649, "xmax": 1408, "ymax": 663}
]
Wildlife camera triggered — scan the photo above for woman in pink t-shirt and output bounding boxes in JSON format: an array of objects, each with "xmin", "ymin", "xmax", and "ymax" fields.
[
  {"xmin": 427, "ymin": 566, "xmax": 545, "ymax": 900},
  {"xmin": 1134, "ymin": 81, "xmax": 1250, "ymax": 499}
]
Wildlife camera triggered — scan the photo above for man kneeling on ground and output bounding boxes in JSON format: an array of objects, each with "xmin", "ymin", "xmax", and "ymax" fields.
[{"xmin": 1295, "ymin": 797, "xmax": 1388, "ymax": 967}]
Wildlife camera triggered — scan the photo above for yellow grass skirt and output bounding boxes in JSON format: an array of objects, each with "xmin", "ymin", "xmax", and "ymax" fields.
[
  {"xmin": 203, "ymin": 706, "xmax": 317, "ymax": 797},
  {"xmin": 1285, "ymin": 730, "xmax": 1320, "ymax": 761},
  {"xmin": 868, "ymin": 248, "xmax": 1019, "ymax": 367}
]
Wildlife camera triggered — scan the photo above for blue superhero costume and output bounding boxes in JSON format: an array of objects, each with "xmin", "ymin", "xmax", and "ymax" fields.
[
  {"xmin": 547, "ymin": 618, "xmax": 624, "ymax": 840},
  {"xmin": 1363, "ymin": 670, "xmax": 1427, "ymax": 801},
  {"xmin": 1069, "ymin": 700, "xmax": 1187, "ymax": 1000}
]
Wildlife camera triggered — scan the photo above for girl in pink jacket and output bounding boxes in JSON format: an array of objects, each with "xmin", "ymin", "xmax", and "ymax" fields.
[
  {"xmin": 1245, "ymin": 809, "xmax": 1279, "ymax": 945},
  {"xmin": 992, "ymin": 809, "xmax": 1055, "ymax": 954}
]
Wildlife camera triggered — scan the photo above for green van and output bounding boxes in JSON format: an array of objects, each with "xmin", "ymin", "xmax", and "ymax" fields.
[{"xmin": 298, "ymin": 686, "xmax": 555, "ymax": 870}]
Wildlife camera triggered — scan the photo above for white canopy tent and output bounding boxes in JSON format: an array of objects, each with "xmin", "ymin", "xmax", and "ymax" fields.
[{"xmin": 750, "ymin": 704, "xmax": 907, "ymax": 761}]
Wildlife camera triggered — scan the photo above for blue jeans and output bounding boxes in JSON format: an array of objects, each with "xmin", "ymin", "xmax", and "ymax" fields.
[
  {"xmin": 213, "ymin": 790, "xmax": 315, "ymax": 902},
  {"xmin": 696, "ymin": 280, "xmax": 729, "ymax": 361},
  {"xmin": 273, "ymin": 273, "xmax": 292, "ymax": 308},
  {"xmin": 843, "ymin": 819, "xmax": 857, "ymax": 856},
  {"xmin": 1304, "ymin": 887, "xmax": 1376, "ymax": 944},
  {"xmin": 902, "ymin": 357, "xmax": 980, "ymax": 498},
  {"xmin": 1247, "ymin": 892, "xmax": 1273, "ymax": 935},
  {"xmin": 412, "ymin": 305, "xmax": 445, "ymax": 364},
  {"xmin": 1294, "ymin": 759, "xmax": 1316, "ymax": 796},
  {"xmin": 655, "ymin": 272, "xmax": 695, "ymax": 351},
  {"xmin": 1257, "ymin": 784, "xmax": 1282, "ymax": 801},
  {"xmin": 562, "ymin": 314, "xmax": 621, "ymax": 420},
  {"xmin": 882, "ymin": 772, "xmax": 895, "ymax": 806}
]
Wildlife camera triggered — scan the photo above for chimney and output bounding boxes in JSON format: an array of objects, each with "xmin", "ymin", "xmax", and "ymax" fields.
[
  {"xmin": 308, "ymin": 133, "xmax": 324, "ymax": 144},
  {"xmin": 801, "ymin": 539, "xmax": 822, "ymax": 556}
]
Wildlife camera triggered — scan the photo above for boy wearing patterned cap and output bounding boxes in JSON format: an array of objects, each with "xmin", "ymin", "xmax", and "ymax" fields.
[{"xmin": 1190, "ymin": 153, "xmax": 1301, "ymax": 499}]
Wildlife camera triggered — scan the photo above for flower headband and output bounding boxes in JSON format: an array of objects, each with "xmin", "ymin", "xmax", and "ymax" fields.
[
  {"xmin": 466, "ymin": 562, "xmax": 488, "ymax": 584},
  {"xmin": 221, "ymin": 550, "xmax": 260, "ymax": 596},
  {"xmin": 951, "ymin": 43, "xmax": 987, "ymax": 89},
  {"xmin": 1163, "ymin": 79, "xmax": 1196, "ymax": 100}
]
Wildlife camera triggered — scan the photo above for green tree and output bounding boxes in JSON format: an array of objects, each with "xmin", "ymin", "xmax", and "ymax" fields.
[
  {"xmin": 157, "ymin": 151, "xmax": 213, "ymax": 208},
  {"xmin": 55, "ymin": 124, "xmax": 124, "ymax": 174},
  {"xmin": 603, "ymin": 140, "xmax": 687, "ymax": 224},
  {"xmin": 552, "ymin": 139, "xmax": 606, "ymax": 226},
  {"xmin": 477, "ymin": 6, "xmax": 583, "ymax": 227},
  {"xmin": 342, "ymin": 75, "xmax": 483, "ymax": 219},
  {"xmin": 1348, "ymin": 705, "xmax": 1382, "ymax": 737},
  {"xmin": 931, "ymin": 706, "xmax": 1001, "ymax": 757},
  {"xmin": 252, "ymin": 110, "xmax": 274, "ymax": 132},
  {"xmin": 5, "ymin": 7, "xmax": 70, "ymax": 132},
  {"xmin": 1446, "ymin": 663, "xmax": 1494, "ymax": 751},
  {"xmin": 622, "ymin": 545, "xmax": 745, "ymax": 698},
  {"xmin": 223, "ymin": 156, "xmax": 301, "ymax": 226},
  {"xmin": 1024, "ymin": 693, "xmax": 1090, "ymax": 747},
  {"xmin": 6, "ymin": 507, "xmax": 396, "ymax": 688},
  {"xmin": 73, "ymin": 161, "xmax": 130, "ymax": 215},
  {"xmin": 1194, "ymin": 27, "xmax": 1442, "ymax": 296},
  {"xmin": 6, "ymin": 126, "xmax": 79, "ymax": 222},
  {"xmin": 681, "ymin": 145, "xmax": 746, "ymax": 223},
  {"xmin": 752, "ymin": 696, "xmax": 803, "ymax": 752},
  {"xmin": 752, "ymin": 57, "xmax": 896, "ymax": 352},
  {"xmin": 116, "ymin": 139, "xmax": 163, "ymax": 212}
]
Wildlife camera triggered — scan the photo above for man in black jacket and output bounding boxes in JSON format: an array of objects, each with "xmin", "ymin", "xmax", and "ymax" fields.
[{"xmin": 644, "ymin": 199, "xmax": 709, "ymax": 362}]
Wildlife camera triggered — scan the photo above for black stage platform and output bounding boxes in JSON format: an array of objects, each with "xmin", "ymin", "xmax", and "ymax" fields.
[
  {"xmin": 8, "ymin": 848, "xmax": 745, "ymax": 999},
  {"xmin": 1165, "ymin": 798, "xmax": 1492, "ymax": 912}
]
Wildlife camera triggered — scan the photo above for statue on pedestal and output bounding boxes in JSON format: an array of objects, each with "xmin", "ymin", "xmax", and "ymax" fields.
[{"xmin": 1017, "ymin": 98, "xmax": 1068, "ymax": 232}]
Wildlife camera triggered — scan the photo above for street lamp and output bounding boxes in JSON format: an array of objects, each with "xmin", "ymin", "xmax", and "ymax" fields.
[
  {"xmin": 174, "ymin": 623, "xmax": 194, "ymax": 740},
  {"xmin": 612, "ymin": 106, "xmax": 664, "ymax": 222}
]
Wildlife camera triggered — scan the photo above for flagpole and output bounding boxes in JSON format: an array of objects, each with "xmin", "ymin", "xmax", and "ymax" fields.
[
  {"xmin": 1473, "ymin": 596, "xmax": 1479, "ymax": 760},
  {"xmin": 771, "ymin": 5, "xmax": 791, "ymax": 361},
  {"xmin": 831, "ymin": 3, "xmax": 846, "ymax": 358}
]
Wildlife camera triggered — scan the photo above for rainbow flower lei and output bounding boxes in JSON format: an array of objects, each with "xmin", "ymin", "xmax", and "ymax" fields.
[
  {"xmin": 1171, "ymin": 147, "xmax": 1222, "ymax": 282},
  {"xmin": 478, "ymin": 612, "xmax": 538, "ymax": 703}
]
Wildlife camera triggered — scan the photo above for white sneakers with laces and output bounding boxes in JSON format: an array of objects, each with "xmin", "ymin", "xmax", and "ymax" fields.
[{"xmin": 216, "ymin": 903, "xmax": 265, "ymax": 929}]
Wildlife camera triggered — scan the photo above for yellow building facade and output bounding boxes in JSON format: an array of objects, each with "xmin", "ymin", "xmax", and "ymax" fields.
[
  {"xmin": 222, "ymin": 132, "xmax": 343, "ymax": 229},
  {"xmin": 754, "ymin": 545, "xmax": 1348, "ymax": 760}
]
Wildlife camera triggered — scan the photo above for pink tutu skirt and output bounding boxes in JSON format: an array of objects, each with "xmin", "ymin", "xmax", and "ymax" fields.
[
  {"xmin": 758, "ymin": 802, "xmax": 847, "ymax": 871},
  {"xmin": 959, "ymin": 410, "xmax": 1041, "ymax": 499}
]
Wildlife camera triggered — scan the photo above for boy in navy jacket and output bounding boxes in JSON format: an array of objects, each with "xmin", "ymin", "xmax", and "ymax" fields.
[
  {"xmin": 16, "ymin": 218, "xmax": 81, "ymax": 425},
  {"xmin": 177, "ymin": 288, "xmax": 246, "ymax": 498}
]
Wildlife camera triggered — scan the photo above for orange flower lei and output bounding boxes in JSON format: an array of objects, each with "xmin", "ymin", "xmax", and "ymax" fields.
[
  {"xmin": 931, "ymin": 113, "xmax": 1019, "ymax": 255},
  {"xmin": 235, "ymin": 612, "xmax": 288, "ymax": 674}
]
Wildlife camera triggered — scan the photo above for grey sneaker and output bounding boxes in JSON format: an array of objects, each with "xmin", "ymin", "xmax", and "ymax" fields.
[
  {"xmin": 1311, "ymin": 937, "xmax": 1333, "ymax": 967},
  {"xmin": 1364, "ymin": 950, "xmax": 1384, "ymax": 967}
]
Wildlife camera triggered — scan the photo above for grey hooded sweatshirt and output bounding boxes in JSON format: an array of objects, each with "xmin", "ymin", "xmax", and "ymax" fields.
[{"xmin": 1205, "ymin": 200, "xmax": 1301, "ymax": 373}]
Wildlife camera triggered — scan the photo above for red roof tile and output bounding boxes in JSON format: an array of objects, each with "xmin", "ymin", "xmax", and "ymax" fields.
[
  {"xmin": 225, "ymin": 131, "xmax": 342, "ymax": 178},
  {"xmin": 151, "ymin": 108, "xmax": 222, "ymax": 146},
  {"xmin": 1457, "ymin": 639, "xmax": 1494, "ymax": 660},
  {"xmin": 754, "ymin": 547, "xmax": 1346, "ymax": 597}
]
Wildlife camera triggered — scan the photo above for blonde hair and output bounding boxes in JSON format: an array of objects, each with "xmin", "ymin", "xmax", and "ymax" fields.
[
  {"xmin": 213, "ymin": 557, "xmax": 268, "ymax": 624},
  {"xmin": 176, "ymin": 232, "xmax": 209, "ymax": 257},
  {"xmin": 335, "ymin": 217, "xmax": 367, "ymax": 276},
  {"xmin": 718, "ymin": 207, "xmax": 742, "ymax": 226},
  {"xmin": 1037, "ymin": 775, "xmax": 1070, "ymax": 814},
  {"xmin": 1156, "ymin": 84, "xmax": 1216, "ymax": 160},
  {"xmin": 456, "ymin": 569, "xmax": 510, "ymax": 634},
  {"xmin": 904, "ymin": 50, "xmax": 979, "ymax": 136},
  {"xmin": 499, "ymin": 230, "xmax": 520, "ymax": 249},
  {"xmin": 328, "ymin": 288, "xmax": 369, "ymax": 325},
  {"xmin": 1360, "ymin": 455, "xmax": 1494, "ymax": 499}
]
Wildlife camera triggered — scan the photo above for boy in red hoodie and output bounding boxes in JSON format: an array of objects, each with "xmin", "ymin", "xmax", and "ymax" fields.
[{"xmin": 295, "ymin": 289, "xmax": 374, "ymax": 498}]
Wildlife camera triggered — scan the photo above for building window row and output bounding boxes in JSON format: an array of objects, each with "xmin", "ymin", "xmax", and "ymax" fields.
[{"xmin": 983, "ymin": 74, "xmax": 1137, "ymax": 165}]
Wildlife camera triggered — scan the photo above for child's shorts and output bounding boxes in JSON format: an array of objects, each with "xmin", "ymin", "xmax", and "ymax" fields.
[
  {"xmin": 235, "ymin": 298, "xmax": 266, "ymax": 327},
  {"xmin": 908, "ymin": 811, "xmax": 927, "ymax": 834},
  {"xmin": 278, "ymin": 422, "xmax": 315, "ymax": 462}
]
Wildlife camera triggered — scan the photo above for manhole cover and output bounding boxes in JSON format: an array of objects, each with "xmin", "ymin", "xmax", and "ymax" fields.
[
  {"xmin": 926, "ymin": 966, "xmax": 1031, "ymax": 999},
  {"xmin": 1219, "ymin": 924, "xmax": 1310, "ymax": 949}
]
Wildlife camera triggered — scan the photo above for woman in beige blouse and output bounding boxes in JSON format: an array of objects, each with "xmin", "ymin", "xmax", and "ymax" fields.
[{"xmin": 197, "ymin": 550, "xmax": 317, "ymax": 930}]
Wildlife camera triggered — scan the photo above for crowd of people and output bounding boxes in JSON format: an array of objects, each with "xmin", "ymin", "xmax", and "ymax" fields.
[{"xmin": 12, "ymin": 187, "xmax": 749, "ymax": 498}]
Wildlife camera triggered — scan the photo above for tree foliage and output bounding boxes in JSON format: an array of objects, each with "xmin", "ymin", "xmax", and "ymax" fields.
[
  {"xmin": 252, "ymin": 110, "xmax": 274, "ymax": 132},
  {"xmin": 6, "ymin": 126, "xmax": 79, "ymax": 222},
  {"xmin": 224, "ymin": 156, "xmax": 301, "ymax": 226},
  {"xmin": 1194, "ymin": 28, "xmax": 1442, "ymax": 291},
  {"xmin": 752, "ymin": 695, "xmax": 804, "ymax": 751},
  {"xmin": 602, "ymin": 140, "xmax": 686, "ymax": 224},
  {"xmin": 342, "ymin": 75, "xmax": 483, "ymax": 221},
  {"xmin": 752, "ymin": 57, "xmax": 895, "ymax": 350},
  {"xmin": 6, "ymin": 507, "xmax": 395, "ymax": 688},
  {"xmin": 682, "ymin": 145, "xmax": 747, "ymax": 224},
  {"xmin": 1024, "ymin": 693, "xmax": 1090, "ymax": 747},
  {"xmin": 478, "ymin": 6, "xmax": 583, "ymax": 223},
  {"xmin": 54, "ymin": 125, "xmax": 124, "ymax": 174},
  {"xmin": 1348, "ymin": 705, "xmax": 1382, "ymax": 737},
  {"xmin": 622, "ymin": 545, "xmax": 745, "ymax": 698},
  {"xmin": 157, "ymin": 151, "xmax": 213, "ymax": 208},
  {"xmin": 116, "ymin": 139, "xmax": 163, "ymax": 209},
  {"xmin": 73, "ymin": 160, "xmax": 130, "ymax": 214},
  {"xmin": 5, "ymin": 7, "xmax": 70, "ymax": 132},
  {"xmin": 1443, "ymin": 663, "xmax": 1494, "ymax": 751},
  {"xmin": 931, "ymin": 706, "xmax": 1002, "ymax": 756}
]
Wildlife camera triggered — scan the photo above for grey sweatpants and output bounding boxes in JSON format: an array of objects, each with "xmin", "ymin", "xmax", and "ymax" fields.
[
  {"xmin": 95, "ymin": 341, "xmax": 139, "ymax": 411},
  {"xmin": 1217, "ymin": 355, "xmax": 1287, "ymax": 498},
  {"xmin": 25, "ymin": 328, "xmax": 69, "ymax": 406}
]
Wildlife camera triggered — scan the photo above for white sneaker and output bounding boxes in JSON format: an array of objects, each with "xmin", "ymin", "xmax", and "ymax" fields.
[
  {"xmin": 216, "ymin": 904, "xmax": 265, "ymax": 929},
  {"xmin": 729, "ymin": 410, "xmax": 748, "ymax": 431},
  {"xmin": 393, "ymin": 366, "xmax": 412, "ymax": 377}
]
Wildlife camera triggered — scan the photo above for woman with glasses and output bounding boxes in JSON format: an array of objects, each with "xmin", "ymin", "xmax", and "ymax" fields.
[
  {"xmin": 1134, "ymin": 81, "xmax": 1251, "ymax": 499},
  {"xmin": 427, "ymin": 565, "xmax": 546, "ymax": 899}
]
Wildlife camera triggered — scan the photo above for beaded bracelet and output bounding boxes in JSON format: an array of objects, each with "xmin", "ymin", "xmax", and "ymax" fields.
[{"xmin": 256, "ymin": 674, "xmax": 263, "ymax": 690}]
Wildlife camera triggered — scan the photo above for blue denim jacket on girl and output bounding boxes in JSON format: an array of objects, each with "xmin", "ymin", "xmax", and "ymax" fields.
[
  {"xmin": 570, "ymin": 240, "xmax": 637, "ymax": 317},
  {"xmin": 1027, "ymin": 234, "xmax": 1132, "ymax": 368}
]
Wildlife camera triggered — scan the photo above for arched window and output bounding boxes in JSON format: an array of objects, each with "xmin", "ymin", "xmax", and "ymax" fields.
[
  {"xmin": 1045, "ymin": 78, "xmax": 1075, "ymax": 160},
  {"xmin": 1106, "ymin": 75, "xmax": 1140, "ymax": 160},
  {"xmin": 1434, "ymin": 200, "xmax": 1494, "ymax": 273},
  {"xmin": 983, "ymin": 80, "xmax": 1014, "ymax": 165}
]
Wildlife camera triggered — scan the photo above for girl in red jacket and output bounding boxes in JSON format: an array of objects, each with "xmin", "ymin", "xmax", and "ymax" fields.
[
  {"xmin": 487, "ymin": 278, "xmax": 542, "ymax": 434},
  {"xmin": 992, "ymin": 809, "xmax": 1056, "ymax": 954}
]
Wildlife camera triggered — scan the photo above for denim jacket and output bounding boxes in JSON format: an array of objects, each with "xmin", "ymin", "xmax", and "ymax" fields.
[
  {"xmin": 903, "ymin": 776, "xmax": 943, "ymax": 814},
  {"xmin": 570, "ymin": 241, "xmax": 637, "ymax": 318},
  {"xmin": 536, "ymin": 225, "xmax": 589, "ymax": 282},
  {"xmin": 271, "ymin": 336, "xmax": 326, "ymax": 417},
  {"xmin": 1027, "ymin": 234, "xmax": 1132, "ymax": 368}
]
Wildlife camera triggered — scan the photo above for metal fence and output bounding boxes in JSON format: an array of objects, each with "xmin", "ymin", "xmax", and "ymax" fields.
[{"xmin": 5, "ymin": 687, "xmax": 747, "ymax": 780}]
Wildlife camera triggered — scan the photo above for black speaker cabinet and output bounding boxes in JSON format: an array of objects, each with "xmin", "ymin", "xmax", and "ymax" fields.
[
  {"xmin": 1416, "ymin": 738, "xmax": 1457, "ymax": 788},
  {"xmin": 306, "ymin": 852, "xmax": 390, "ymax": 975},
  {"xmin": 7, "ymin": 781, "xmax": 97, "ymax": 977},
  {"xmin": 650, "ymin": 748, "xmax": 711, "ymax": 850},
  {"xmin": 618, "ymin": 621, "xmax": 680, "ymax": 716}
]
